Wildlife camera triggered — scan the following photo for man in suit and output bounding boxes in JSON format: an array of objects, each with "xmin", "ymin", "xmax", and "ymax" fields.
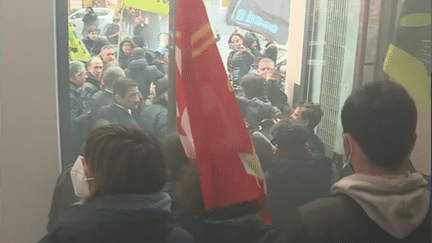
[
  {"xmin": 94, "ymin": 77, "xmax": 140, "ymax": 128},
  {"xmin": 90, "ymin": 66, "xmax": 125, "ymax": 130}
]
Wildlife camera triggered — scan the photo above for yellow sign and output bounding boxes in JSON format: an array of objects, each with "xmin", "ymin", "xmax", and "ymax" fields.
[
  {"xmin": 123, "ymin": 0, "xmax": 169, "ymax": 16},
  {"xmin": 68, "ymin": 22, "xmax": 91, "ymax": 62}
]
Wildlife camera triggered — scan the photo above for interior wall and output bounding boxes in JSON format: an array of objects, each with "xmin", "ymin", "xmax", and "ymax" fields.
[
  {"xmin": 1, "ymin": 0, "xmax": 61, "ymax": 241},
  {"xmin": 285, "ymin": 0, "xmax": 308, "ymax": 107}
]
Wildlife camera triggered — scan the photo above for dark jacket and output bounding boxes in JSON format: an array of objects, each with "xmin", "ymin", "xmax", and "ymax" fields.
[
  {"xmin": 90, "ymin": 36, "xmax": 110, "ymax": 57},
  {"xmin": 104, "ymin": 23, "xmax": 120, "ymax": 44},
  {"xmin": 125, "ymin": 56, "xmax": 164, "ymax": 99},
  {"xmin": 265, "ymin": 155, "xmax": 333, "ymax": 227},
  {"xmin": 138, "ymin": 97, "xmax": 167, "ymax": 141},
  {"xmin": 94, "ymin": 103, "xmax": 140, "ymax": 128},
  {"xmin": 81, "ymin": 36, "xmax": 95, "ymax": 52},
  {"xmin": 39, "ymin": 193, "xmax": 193, "ymax": 243},
  {"xmin": 227, "ymin": 50, "xmax": 254, "ymax": 85},
  {"xmin": 85, "ymin": 72, "xmax": 100, "ymax": 89},
  {"xmin": 70, "ymin": 83, "xmax": 91, "ymax": 159},
  {"xmin": 81, "ymin": 12, "xmax": 99, "ymax": 36},
  {"xmin": 79, "ymin": 74, "xmax": 100, "ymax": 103},
  {"xmin": 264, "ymin": 84, "xmax": 291, "ymax": 116},
  {"xmin": 119, "ymin": 37, "xmax": 134, "ymax": 69},
  {"xmin": 237, "ymin": 96, "xmax": 277, "ymax": 131},
  {"xmin": 151, "ymin": 59, "xmax": 168, "ymax": 75},
  {"xmin": 306, "ymin": 131, "xmax": 326, "ymax": 156},
  {"xmin": 134, "ymin": 23, "xmax": 151, "ymax": 47},
  {"xmin": 175, "ymin": 213, "xmax": 271, "ymax": 243},
  {"xmin": 290, "ymin": 195, "xmax": 431, "ymax": 243},
  {"xmin": 89, "ymin": 90, "xmax": 113, "ymax": 130}
]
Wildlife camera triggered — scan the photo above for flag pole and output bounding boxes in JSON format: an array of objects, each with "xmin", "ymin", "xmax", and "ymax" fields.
[
  {"xmin": 167, "ymin": 0, "xmax": 177, "ymax": 130},
  {"xmin": 117, "ymin": 6, "xmax": 126, "ymax": 62}
]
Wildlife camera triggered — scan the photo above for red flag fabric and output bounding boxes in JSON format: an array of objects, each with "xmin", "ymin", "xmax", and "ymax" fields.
[{"xmin": 175, "ymin": 0, "xmax": 267, "ymax": 219}]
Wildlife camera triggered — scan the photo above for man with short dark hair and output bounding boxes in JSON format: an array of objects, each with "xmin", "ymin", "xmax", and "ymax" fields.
[
  {"xmin": 291, "ymin": 102, "xmax": 325, "ymax": 156},
  {"xmin": 289, "ymin": 81, "xmax": 430, "ymax": 242},
  {"xmin": 94, "ymin": 77, "xmax": 140, "ymax": 128},
  {"xmin": 266, "ymin": 118, "xmax": 332, "ymax": 227},
  {"xmin": 82, "ymin": 26, "xmax": 98, "ymax": 52}
]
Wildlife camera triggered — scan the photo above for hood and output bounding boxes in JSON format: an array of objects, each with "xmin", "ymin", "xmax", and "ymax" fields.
[
  {"xmin": 119, "ymin": 37, "xmax": 133, "ymax": 54},
  {"xmin": 331, "ymin": 172, "xmax": 430, "ymax": 239},
  {"xmin": 243, "ymin": 34, "xmax": 256, "ymax": 49},
  {"xmin": 127, "ymin": 57, "xmax": 148, "ymax": 72}
]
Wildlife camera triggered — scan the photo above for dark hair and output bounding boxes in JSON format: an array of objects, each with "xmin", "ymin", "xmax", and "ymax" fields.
[
  {"xmin": 131, "ymin": 47, "xmax": 146, "ymax": 58},
  {"xmin": 228, "ymin": 33, "xmax": 244, "ymax": 44},
  {"xmin": 113, "ymin": 77, "xmax": 138, "ymax": 97},
  {"xmin": 102, "ymin": 66, "xmax": 124, "ymax": 88},
  {"xmin": 132, "ymin": 36, "xmax": 145, "ymax": 48},
  {"xmin": 240, "ymin": 74, "xmax": 265, "ymax": 99},
  {"xmin": 243, "ymin": 34, "xmax": 256, "ymax": 50},
  {"xmin": 295, "ymin": 102, "xmax": 324, "ymax": 129},
  {"xmin": 86, "ymin": 25, "xmax": 98, "ymax": 34},
  {"xmin": 341, "ymin": 81, "xmax": 417, "ymax": 168},
  {"xmin": 263, "ymin": 45, "xmax": 277, "ymax": 64},
  {"xmin": 86, "ymin": 7, "xmax": 94, "ymax": 13},
  {"xmin": 84, "ymin": 124, "xmax": 166, "ymax": 201},
  {"xmin": 271, "ymin": 118, "xmax": 307, "ymax": 154},
  {"xmin": 155, "ymin": 78, "xmax": 168, "ymax": 96}
]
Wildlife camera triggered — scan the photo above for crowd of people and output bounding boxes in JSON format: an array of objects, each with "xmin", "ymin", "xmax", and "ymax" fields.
[{"xmin": 39, "ymin": 20, "xmax": 430, "ymax": 242}]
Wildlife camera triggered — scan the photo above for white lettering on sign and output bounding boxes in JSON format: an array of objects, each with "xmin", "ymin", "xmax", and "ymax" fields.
[{"xmin": 235, "ymin": 9, "xmax": 279, "ymax": 34}]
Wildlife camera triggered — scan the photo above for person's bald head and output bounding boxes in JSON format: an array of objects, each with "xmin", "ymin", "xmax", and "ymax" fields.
[
  {"xmin": 101, "ymin": 66, "xmax": 126, "ymax": 90},
  {"xmin": 86, "ymin": 57, "xmax": 103, "ymax": 79},
  {"xmin": 256, "ymin": 58, "xmax": 275, "ymax": 78}
]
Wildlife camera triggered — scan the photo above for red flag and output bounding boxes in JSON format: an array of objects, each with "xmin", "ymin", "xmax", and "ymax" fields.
[{"xmin": 175, "ymin": 0, "xmax": 268, "ymax": 221}]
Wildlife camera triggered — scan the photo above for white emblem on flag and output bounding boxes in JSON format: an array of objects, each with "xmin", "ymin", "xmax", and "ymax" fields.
[
  {"xmin": 238, "ymin": 153, "xmax": 265, "ymax": 180},
  {"xmin": 178, "ymin": 107, "xmax": 197, "ymax": 160}
]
